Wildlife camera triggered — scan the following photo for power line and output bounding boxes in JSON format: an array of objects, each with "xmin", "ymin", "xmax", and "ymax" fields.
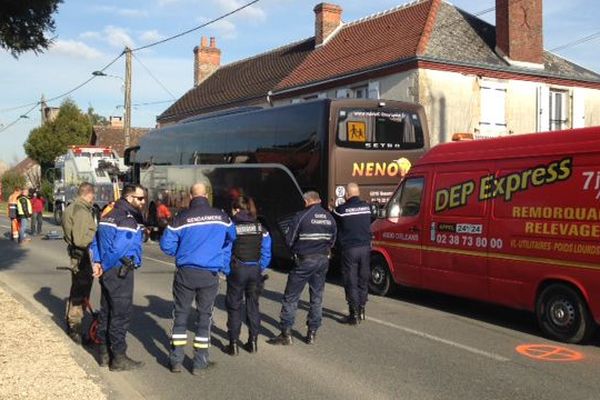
[
  {"xmin": 0, "ymin": 104, "xmax": 38, "ymax": 134},
  {"xmin": 131, "ymin": 0, "xmax": 261, "ymax": 52},
  {"xmin": 550, "ymin": 30, "xmax": 600, "ymax": 52},
  {"xmin": 0, "ymin": 52, "xmax": 125, "ymax": 114},
  {"xmin": 132, "ymin": 53, "xmax": 177, "ymax": 100}
]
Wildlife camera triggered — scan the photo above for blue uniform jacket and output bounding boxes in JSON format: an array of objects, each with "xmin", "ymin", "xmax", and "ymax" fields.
[
  {"xmin": 286, "ymin": 204, "xmax": 337, "ymax": 257},
  {"xmin": 160, "ymin": 196, "xmax": 236, "ymax": 274},
  {"xmin": 91, "ymin": 199, "xmax": 144, "ymax": 272},
  {"xmin": 333, "ymin": 196, "xmax": 373, "ymax": 249},
  {"xmin": 232, "ymin": 211, "xmax": 272, "ymax": 271}
]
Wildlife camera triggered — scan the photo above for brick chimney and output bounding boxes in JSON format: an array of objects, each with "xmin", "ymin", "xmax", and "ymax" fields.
[
  {"xmin": 193, "ymin": 36, "xmax": 221, "ymax": 86},
  {"xmin": 495, "ymin": 0, "xmax": 544, "ymax": 66},
  {"xmin": 314, "ymin": 3, "xmax": 342, "ymax": 46}
]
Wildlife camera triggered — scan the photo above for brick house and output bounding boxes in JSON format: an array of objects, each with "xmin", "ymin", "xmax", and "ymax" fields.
[
  {"xmin": 90, "ymin": 116, "xmax": 151, "ymax": 157},
  {"xmin": 158, "ymin": 0, "xmax": 600, "ymax": 145}
]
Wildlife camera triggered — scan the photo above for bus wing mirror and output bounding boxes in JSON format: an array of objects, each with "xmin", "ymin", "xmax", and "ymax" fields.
[
  {"xmin": 370, "ymin": 202, "xmax": 386, "ymax": 219},
  {"xmin": 124, "ymin": 146, "xmax": 140, "ymax": 166}
]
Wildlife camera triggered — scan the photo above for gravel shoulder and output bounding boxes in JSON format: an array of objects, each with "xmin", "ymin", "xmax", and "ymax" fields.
[{"xmin": 0, "ymin": 284, "xmax": 107, "ymax": 400}]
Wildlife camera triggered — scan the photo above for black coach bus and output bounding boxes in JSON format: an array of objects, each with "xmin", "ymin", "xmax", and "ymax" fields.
[{"xmin": 126, "ymin": 98, "xmax": 429, "ymax": 261}]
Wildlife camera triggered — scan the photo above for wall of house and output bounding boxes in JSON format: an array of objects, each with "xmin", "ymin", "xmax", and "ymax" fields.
[
  {"xmin": 582, "ymin": 87, "xmax": 600, "ymax": 127},
  {"xmin": 418, "ymin": 69, "xmax": 479, "ymax": 146},
  {"xmin": 505, "ymin": 80, "xmax": 538, "ymax": 134}
]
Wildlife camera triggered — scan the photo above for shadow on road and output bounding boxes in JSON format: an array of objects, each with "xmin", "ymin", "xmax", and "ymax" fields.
[{"xmin": 0, "ymin": 236, "xmax": 28, "ymax": 271}]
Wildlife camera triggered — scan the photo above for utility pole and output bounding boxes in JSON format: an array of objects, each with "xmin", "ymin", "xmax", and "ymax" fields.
[{"xmin": 123, "ymin": 47, "xmax": 132, "ymax": 148}]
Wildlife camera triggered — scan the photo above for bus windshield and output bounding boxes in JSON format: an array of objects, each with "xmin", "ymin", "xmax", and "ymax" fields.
[{"xmin": 337, "ymin": 109, "xmax": 424, "ymax": 150}]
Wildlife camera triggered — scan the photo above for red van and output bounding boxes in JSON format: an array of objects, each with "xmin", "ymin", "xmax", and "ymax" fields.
[{"xmin": 371, "ymin": 127, "xmax": 600, "ymax": 343}]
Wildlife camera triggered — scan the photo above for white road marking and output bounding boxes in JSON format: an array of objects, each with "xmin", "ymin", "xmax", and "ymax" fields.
[
  {"xmin": 143, "ymin": 256, "xmax": 174, "ymax": 266},
  {"xmin": 366, "ymin": 315, "xmax": 510, "ymax": 362}
]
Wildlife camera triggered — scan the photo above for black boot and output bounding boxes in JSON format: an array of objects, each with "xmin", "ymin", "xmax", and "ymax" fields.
[
  {"xmin": 244, "ymin": 336, "xmax": 258, "ymax": 353},
  {"xmin": 109, "ymin": 353, "xmax": 144, "ymax": 371},
  {"xmin": 305, "ymin": 329, "xmax": 317, "ymax": 345},
  {"xmin": 226, "ymin": 340, "xmax": 239, "ymax": 356},
  {"xmin": 67, "ymin": 324, "xmax": 83, "ymax": 344},
  {"xmin": 98, "ymin": 344, "xmax": 109, "ymax": 367},
  {"xmin": 267, "ymin": 329, "xmax": 293, "ymax": 345},
  {"xmin": 341, "ymin": 306, "xmax": 359, "ymax": 326},
  {"xmin": 358, "ymin": 306, "xmax": 366, "ymax": 322}
]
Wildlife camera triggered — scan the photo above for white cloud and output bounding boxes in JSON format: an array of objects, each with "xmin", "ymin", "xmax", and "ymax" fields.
[
  {"xmin": 104, "ymin": 26, "xmax": 136, "ymax": 49},
  {"xmin": 79, "ymin": 31, "xmax": 101, "ymax": 40},
  {"xmin": 49, "ymin": 40, "xmax": 103, "ymax": 60},
  {"xmin": 93, "ymin": 5, "xmax": 149, "ymax": 18},
  {"xmin": 198, "ymin": 17, "xmax": 237, "ymax": 39},
  {"xmin": 211, "ymin": 0, "xmax": 266, "ymax": 22},
  {"xmin": 139, "ymin": 30, "xmax": 165, "ymax": 43}
]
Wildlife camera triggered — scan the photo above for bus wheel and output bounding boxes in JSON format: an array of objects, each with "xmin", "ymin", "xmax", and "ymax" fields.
[
  {"xmin": 536, "ymin": 283, "xmax": 594, "ymax": 344},
  {"xmin": 369, "ymin": 254, "xmax": 395, "ymax": 296}
]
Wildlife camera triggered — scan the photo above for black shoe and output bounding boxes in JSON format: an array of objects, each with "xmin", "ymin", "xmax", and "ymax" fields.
[
  {"xmin": 109, "ymin": 353, "xmax": 144, "ymax": 371},
  {"xmin": 170, "ymin": 362, "xmax": 183, "ymax": 373},
  {"xmin": 341, "ymin": 307, "xmax": 359, "ymax": 326},
  {"xmin": 192, "ymin": 361, "xmax": 216, "ymax": 376},
  {"xmin": 358, "ymin": 306, "xmax": 366, "ymax": 322},
  {"xmin": 226, "ymin": 340, "xmax": 239, "ymax": 356},
  {"xmin": 244, "ymin": 336, "xmax": 258, "ymax": 353},
  {"xmin": 267, "ymin": 329, "xmax": 293, "ymax": 346},
  {"xmin": 305, "ymin": 329, "xmax": 317, "ymax": 345},
  {"xmin": 68, "ymin": 331, "xmax": 82, "ymax": 344},
  {"xmin": 98, "ymin": 344, "xmax": 110, "ymax": 367}
]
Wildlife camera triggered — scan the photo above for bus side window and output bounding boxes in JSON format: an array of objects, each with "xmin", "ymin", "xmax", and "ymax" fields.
[{"xmin": 387, "ymin": 177, "xmax": 424, "ymax": 218}]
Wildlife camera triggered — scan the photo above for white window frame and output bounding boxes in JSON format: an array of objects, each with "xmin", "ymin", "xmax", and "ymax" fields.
[{"xmin": 549, "ymin": 89, "xmax": 569, "ymax": 131}]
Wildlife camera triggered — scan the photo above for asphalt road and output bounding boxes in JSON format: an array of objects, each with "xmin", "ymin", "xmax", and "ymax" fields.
[{"xmin": 1, "ymin": 214, "xmax": 600, "ymax": 400}]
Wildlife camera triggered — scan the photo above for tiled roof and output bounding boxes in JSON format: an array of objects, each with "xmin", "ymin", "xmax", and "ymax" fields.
[
  {"xmin": 10, "ymin": 157, "xmax": 39, "ymax": 174},
  {"xmin": 276, "ymin": 0, "xmax": 435, "ymax": 91},
  {"xmin": 159, "ymin": 0, "xmax": 600, "ymax": 122},
  {"xmin": 157, "ymin": 39, "xmax": 315, "ymax": 124},
  {"xmin": 91, "ymin": 126, "xmax": 151, "ymax": 157}
]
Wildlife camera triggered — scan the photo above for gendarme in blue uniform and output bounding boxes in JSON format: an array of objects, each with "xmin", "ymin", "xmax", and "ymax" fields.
[
  {"xmin": 90, "ymin": 198, "xmax": 145, "ymax": 357},
  {"xmin": 333, "ymin": 195, "xmax": 374, "ymax": 322},
  {"xmin": 160, "ymin": 196, "xmax": 236, "ymax": 371},
  {"xmin": 279, "ymin": 202, "xmax": 336, "ymax": 335}
]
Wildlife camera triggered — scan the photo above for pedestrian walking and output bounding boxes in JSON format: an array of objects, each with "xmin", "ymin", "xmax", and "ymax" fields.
[
  {"xmin": 16, "ymin": 188, "xmax": 32, "ymax": 243},
  {"xmin": 333, "ymin": 183, "xmax": 374, "ymax": 325},
  {"xmin": 61, "ymin": 182, "xmax": 97, "ymax": 343},
  {"xmin": 160, "ymin": 182, "xmax": 236, "ymax": 375},
  {"xmin": 268, "ymin": 191, "xmax": 336, "ymax": 346},
  {"xmin": 91, "ymin": 184, "xmax": 146, "ymax": 371},
  {"xmin": 30, "ymin": 191, "xmax": 46, "ymax": 236},
  {"xmin": 7, "ymin": 186, "xmax": 21, "ymax": 242},
  {"xmin": 225, "ymin": 195, "xmax": 271, "ymax": 355}
]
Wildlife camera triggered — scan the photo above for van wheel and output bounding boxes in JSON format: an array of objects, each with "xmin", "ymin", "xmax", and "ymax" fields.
[
  {"xmin": 536, "ymin": 283, "xmax": 594, "ymax": 344},
  {"xmin": 369, "ymin": 254, "xmax": 395, "ymax": 296}
]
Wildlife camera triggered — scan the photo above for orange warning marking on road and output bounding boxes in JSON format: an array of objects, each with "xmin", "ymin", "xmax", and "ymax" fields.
[{"xmin": 516, "ymin": 344, "xmax": 584, "ymax": 362}]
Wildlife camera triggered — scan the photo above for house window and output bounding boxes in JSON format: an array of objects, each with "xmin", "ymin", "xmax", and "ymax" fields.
[
  {"xmin": 549, "ymin": 89, "xmax": 568, "ymax": 131},
  {"xmin": 352, "ymin": 85, "xmax": 368, "ymax": 99},
  {"xmin": 479, "ymin": 80, "xmax": 507, "ymax": 138}
]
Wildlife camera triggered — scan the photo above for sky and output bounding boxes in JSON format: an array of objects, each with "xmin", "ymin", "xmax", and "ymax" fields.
[{"xmin": 0, "ymin": 0, "xmax": 599, "ymax": 164}]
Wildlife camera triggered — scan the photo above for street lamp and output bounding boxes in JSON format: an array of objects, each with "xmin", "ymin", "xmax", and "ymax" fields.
[{"xmin": 92, "ymin": 58, "xmax": 132, "ymax": 148}]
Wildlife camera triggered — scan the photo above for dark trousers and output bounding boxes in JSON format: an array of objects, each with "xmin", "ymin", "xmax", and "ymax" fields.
[
  {"xmin": 170, "ymin": 267, "xmax": 219, "ymax": 369},
  {"xmin": 98, "ymin": 266, "xmax": 134, "ymax": 355},
  {"xmin": 226, "ymin": 263, "xmax": 261, "ymax": 341},
  {"xmin": 341, "ymin": 246, "xmax": 370, "ymax": 310},
  {"xmin": 66, "ymin": 255, "xmax": 93, "ymax": 331},
  {"xmin": 280, "ymin": 254, "xmax": 329, "ymax": 331},
  {"xmin": 31, "ymin": 212, "xmax": 43, "ymax": 235}
]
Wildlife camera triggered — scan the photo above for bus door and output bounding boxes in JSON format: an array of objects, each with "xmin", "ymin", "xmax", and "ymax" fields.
[{"xmin": 379, "ymin": 176, "xmax": 426, "ymax": 287}]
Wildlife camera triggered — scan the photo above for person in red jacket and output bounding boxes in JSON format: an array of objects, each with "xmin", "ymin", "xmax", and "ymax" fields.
[{"xmin": 30, "ymin": 191, "xmax": 46, "ymax": 236}]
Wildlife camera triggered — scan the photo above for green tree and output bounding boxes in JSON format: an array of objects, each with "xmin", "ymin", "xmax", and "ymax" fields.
[
  {"xmin": 1, "ymin": 170, "xmax": 26, "ymax": 201},
  {"xmin": 87, "ymin": 106, "xmax": 109, "ymax": 127},
  {"xmin": 0, "ymin": 0, "xmax": 63, "ymax": 57},
  {"xmin": 24, "ymin": 99, "xmax": 92, "ymax": 172}
]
